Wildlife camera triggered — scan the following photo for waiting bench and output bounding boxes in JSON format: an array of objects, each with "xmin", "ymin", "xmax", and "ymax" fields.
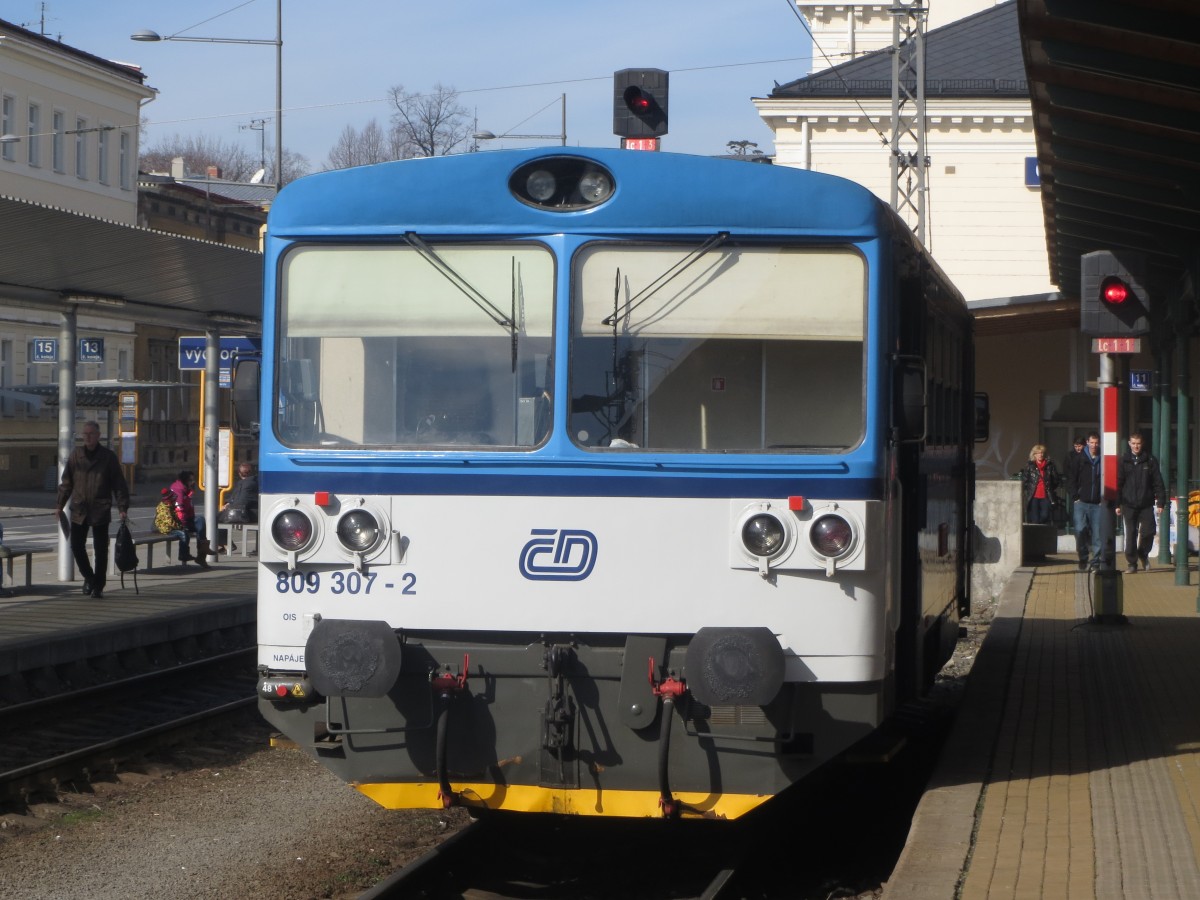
[
  {"xmin": 233, "ymin": 523, "xmax": 259, "ymax": 557},
  {"xmin": 0, "ymin": 546, "xmax": 53, "ymax": 589},
  {"xmin": 107, "ymin": 531, "xmax": 178, "ymax": 576}
]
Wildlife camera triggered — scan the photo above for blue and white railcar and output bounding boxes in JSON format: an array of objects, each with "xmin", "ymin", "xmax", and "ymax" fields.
[{"xmin": 250, "ymin": 148, "xmax": 977, "ymax": 820}]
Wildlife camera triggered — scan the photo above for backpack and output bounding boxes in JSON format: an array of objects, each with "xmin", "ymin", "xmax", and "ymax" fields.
[
  {"xmin": 114, "ymin": 521, "xmax": 139, "ymax": 593},
  {"xmin": 154, "ymin": 501, "xmax": 177, "ymax": 535}
]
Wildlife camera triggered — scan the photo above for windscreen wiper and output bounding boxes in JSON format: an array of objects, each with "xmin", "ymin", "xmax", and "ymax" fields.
[
  {"xmin": 601, "ymin": 231, "xmax": 730, "ymax": 327},
  {"xmin": 404, "ymin": 232, "xmax": 515, "ymax": 331}
]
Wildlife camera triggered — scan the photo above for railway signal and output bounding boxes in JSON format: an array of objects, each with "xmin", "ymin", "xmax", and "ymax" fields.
[
  {"xmin": 1080, "ymin": 249, "xmax": 1149, "ymax": 337},
  {"xmin": 613, "ymin": 68, "xmax": 668, "ymax": 143}
]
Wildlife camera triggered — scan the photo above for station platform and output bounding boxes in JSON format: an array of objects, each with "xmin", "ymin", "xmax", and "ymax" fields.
[
  {"xmin": 884, "ymin": 555, "xmax": 1200, "ymax": 900},
  {"xmin": 0, "ymin": 488, "xmax": 256, "ymax": 695}
]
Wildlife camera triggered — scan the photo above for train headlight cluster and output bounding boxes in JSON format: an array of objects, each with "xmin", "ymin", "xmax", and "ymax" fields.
[
  {"xmin": 731, "ymin": 499, "xmax": 871, "ymax": 577},
  {"xmin": 509, "ymin": 157, "xmax": 615, "ymax": 211},
  {"xmin": 262, "ymin": 495, "xmax": 397, "ymax": 571}
]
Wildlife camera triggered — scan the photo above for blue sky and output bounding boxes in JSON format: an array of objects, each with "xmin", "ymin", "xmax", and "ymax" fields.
[{"xmin": 18, "ymin": 1, "xmax": 815, "ymax": 171}]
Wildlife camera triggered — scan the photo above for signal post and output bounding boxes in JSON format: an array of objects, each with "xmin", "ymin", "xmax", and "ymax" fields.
[
  {"xmin": 1080, "ymin": 250, "xmax": 1151, "ymax": 616},
  {"xmin": 613, "ymin": 68, "xmax": 668, "ymax": 150}
]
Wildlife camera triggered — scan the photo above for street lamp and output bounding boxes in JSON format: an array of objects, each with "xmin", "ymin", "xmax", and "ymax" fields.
[
  {"xmin": 131, "ymin": 0, "xmax": 283, "ymax": 191},
  {"xmin": 474, "ymin": 94, "xmax": 567, "ymax": 147}
]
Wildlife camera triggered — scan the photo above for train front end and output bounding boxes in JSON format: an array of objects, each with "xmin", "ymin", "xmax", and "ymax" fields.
[{"xmin": 254, "ymin": 149, "xmax": 949, "ymax": 819}]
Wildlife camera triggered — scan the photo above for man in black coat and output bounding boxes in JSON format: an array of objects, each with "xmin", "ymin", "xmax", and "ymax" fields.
[
  {"xmin": 1063, "ymin": 436, "xmax": 1089, "ymax": 569},
  {"xmin": 1066, "ymin": 432, "xmax": 1104, "ymax": 571},
  {"xmin": 55, "ymin": 420, "xmax": 129, "ymax": 599},
  {"xmin": 1115, "ymin": 432, "xmax": 1167, "ymax": 574}
]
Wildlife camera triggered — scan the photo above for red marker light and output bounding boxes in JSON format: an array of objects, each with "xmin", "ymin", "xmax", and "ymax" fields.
[
  {"xmin": 314, "ymin": 491, "xmax": 331, "ymax": 506},
  {"xmin": 788, "ymin": 496, "xmax": 805, "ymax": 511},
  {"xmin": 1102, "ymin": 278, "xmax": 1129, "ymax": 304}
]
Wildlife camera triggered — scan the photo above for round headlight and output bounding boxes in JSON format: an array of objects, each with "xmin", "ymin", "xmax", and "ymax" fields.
[
  {"xmin": 337, "ymin": 509, "xmax": 381, "ymax": 553},
  {"xmin": 810, "ymin": 515, "xmax": 854, "ymax": 558},
  {"xmin": 742, "ymin": 514, "xmax": 786, "ymax": 558},
  {"xmin": 525, "ymin": 169, "xmax": 556, "ymax": 201},
  {"xmin": 579, "ymin": 169, "xmax": 613, "ymax": 203},
  {"xmin": 272, "ymin": 509, "xmax": 314, "ymax": 552}
]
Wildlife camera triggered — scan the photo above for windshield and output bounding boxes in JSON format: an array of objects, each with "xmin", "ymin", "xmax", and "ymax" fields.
[
  {"xmin": 570, "ymin": 243, "xmax": 866, "ymax": 452},
  {"xmin": 276, "ymin": 242, "xmax": 554, "ymax": 448}
]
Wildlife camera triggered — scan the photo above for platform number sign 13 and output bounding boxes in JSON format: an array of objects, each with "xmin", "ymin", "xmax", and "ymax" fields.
[{"xmin": 78, "ymin": 338, "xmax": 104, "ymax": 363}]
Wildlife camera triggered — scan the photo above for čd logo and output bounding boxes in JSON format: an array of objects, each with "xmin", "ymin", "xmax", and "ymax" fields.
[{"xmin": 519, "ymin": 529, "xmax": 598, "ymax": 581}]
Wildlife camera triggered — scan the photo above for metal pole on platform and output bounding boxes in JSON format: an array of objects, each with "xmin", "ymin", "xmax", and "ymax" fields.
[
  {"xmin": 56, "ymin": 310, "xmax": 77, "ymax": 582},
  {"xmin": 1156, "ymin": 351, "xmax": 1172, "ymax": 565},
  {"xmin": 204, "ymin": 328, "xmax": 220, "ymax": 565},
  {"xmin": 1176, "ymin": 333, "xmax": 1190, "ymax": 587}
]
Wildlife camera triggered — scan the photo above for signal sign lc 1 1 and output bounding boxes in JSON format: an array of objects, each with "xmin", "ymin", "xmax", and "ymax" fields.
[{"xmin": 1092, "ymin": 337, "xmax": 1141, "ymax": 354}]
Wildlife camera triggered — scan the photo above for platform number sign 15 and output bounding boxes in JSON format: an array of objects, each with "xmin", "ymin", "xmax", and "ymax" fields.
[{"xmin": 31, "ymin": 338, "xmax": 58, "ymax": 363}]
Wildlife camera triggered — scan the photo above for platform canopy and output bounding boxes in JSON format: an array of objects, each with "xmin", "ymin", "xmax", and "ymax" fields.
[
  {"xmin": 1018, "ymin": 0, "xmax": 1200, "ymax": 299},
  {"xmin": 0, "ymin": 194, "xmax": 262, "ymax": 330}
]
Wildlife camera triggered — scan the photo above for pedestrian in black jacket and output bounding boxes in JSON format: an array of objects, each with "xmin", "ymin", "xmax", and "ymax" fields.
[
  {"xmin": 1115, "ymin": 432, "xmax": 1166, "ymax": 573},
  {"xmin": 1063, "ymin": 436, "xmax": 1089, "ymax": 568},
  {"xmin": 1066, "ymin": 432, "xmax": 1104, "ymax": 571},
  {"xmin": 54, "ymin": 420, "xmax": 129, "ymax": 599}
]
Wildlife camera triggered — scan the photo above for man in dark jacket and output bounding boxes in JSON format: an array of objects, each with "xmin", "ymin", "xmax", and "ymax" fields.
[
  {"xmin": 1115, "ymin": 432, "xmax": 1166, "ymax": 574},
  {"xmin": 1066, "ymin": 432, "xmax": 1104, "ymax": 571},
  {"xmin": 55, "ymin": 420, "xmax": 129, "ymax": 599},
  {"xmin": 1063, "ymin": 436, "xmax": 1089, "ymax": 569}
]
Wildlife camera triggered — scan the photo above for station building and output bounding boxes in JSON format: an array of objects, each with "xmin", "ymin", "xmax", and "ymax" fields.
[
  {"xmin": 0, "ymin": 18, "xmax": 265, "ymax": 492},
  {"xmin": 756, "ymin": 1, "xmax": 1143, "ymax": 480}
]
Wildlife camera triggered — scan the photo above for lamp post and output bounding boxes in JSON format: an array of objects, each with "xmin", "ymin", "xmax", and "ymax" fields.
[
  {"xmin": 132, "ymin": 0, "xmax": 283, "ymax": 190},
  {"xmin": 474, "ymin": 94, "xmax": 566, "ymax": 147}
]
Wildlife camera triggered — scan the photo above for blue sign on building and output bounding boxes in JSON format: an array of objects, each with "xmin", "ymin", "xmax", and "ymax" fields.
[
  {"xmin": 31, "ymin": 337, "xmax": 58, "ymax": 363},
  {"xmin": 1025, "ymin": 156, "xmax": 1041, "ymax": 188},
  {"xmin": 1130, "ymin": 369, "xmax": 1152, "ymax": 393},
  {"xmin": 178, "ymin": 336, "xmax": 262, "ymax": 387},
  {"xmin": 78, "ymin": 337, "xmax": 104, "ymax": 363}
]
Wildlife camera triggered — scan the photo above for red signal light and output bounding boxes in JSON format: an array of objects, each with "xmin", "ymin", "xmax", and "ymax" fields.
[
  {"xmin": 624, "ymin": 86, "xmax": 652, "ymax": 113},
  {"xmin": 1101, "ymin": 277, "xmax": 1129, "ymax": 304}
]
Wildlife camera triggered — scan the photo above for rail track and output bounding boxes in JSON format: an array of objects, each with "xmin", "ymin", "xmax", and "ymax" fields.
[{"xmin": 0, "ymin": 648, "xmax": 258, "ymax": 806}]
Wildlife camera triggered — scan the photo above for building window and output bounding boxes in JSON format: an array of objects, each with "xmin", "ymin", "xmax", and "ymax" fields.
[
  {"xmin": 2, "ymin": 96, "xmax": 15, "ymax": 162},
  {"xmin": 0, "ymin": 339, "xmax": 12, "ymax": 416},
  {"xmin": 119, "ymin": 131, "xmax": 131, "ymax": 190},
  {"xmin": 27, "ymin": 102, "xmax": 40, "ymax": 167},
  {"xmin": 98, "ymin": 126, "xmax": 110, "ymax": 185},
  {"xmin": 75, "ymin": 118, "xmax": 87, "ymax": 179},
  {"xmin": 52, "ymin": 110, "xmax": 65, "ymax": 172}
]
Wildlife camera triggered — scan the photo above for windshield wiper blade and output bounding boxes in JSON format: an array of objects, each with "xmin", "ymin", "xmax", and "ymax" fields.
[
  {"xmin": 404, "ymin": 232, "xmax": 514, "ymax": 330},
  {"xmin": 601, "ymin": 231, "xmax": 730, "ymax": 327}
]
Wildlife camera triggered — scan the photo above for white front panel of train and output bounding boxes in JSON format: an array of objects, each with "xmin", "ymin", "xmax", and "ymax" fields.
[{"xmin": 257, "ymin": 494, "xmax": 891, "ymax": 682}]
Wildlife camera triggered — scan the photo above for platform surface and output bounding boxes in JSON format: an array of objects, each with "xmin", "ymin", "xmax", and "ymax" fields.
[{"xmin": 885, "ymin": 555, "xmax": 1200, "ymax": 900}]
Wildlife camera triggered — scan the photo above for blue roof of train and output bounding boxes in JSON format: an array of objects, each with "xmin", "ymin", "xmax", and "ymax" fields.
[{"xmin": 268, "ymin": 148, "xmax": 886, "ymax": 237}]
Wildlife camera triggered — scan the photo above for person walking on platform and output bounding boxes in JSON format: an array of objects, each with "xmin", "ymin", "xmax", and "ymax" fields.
[
  {"xmin": 1066, "ymin": 432, "xmax": 1104, "ymax": 571},
  {"xmin": 1063, "ymin": 436, "xmax": 1090, "ymax": 569},
  {"xmin": 1020, "ymin": 444, "xmax": 1061, "ymax": 525},
  {"xmin": 1115, "ymin": 432, "xmax": 1166, "ymax": 574},
  {"xmin": 55, "ymin": 420, "xmax": 129, "ymax": 599}
]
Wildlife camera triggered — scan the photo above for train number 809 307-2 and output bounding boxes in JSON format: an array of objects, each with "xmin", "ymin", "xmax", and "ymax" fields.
[{"xmin": 274, "ymin": 570, "xmax": 417, "ymax": 595}]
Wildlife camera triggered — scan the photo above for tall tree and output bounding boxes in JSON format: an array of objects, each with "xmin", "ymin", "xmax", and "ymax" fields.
[
  {"xmin": 387, "ymin": 83, "xmax": 471, "ymax": 157},
  {"xmin": 324, "ymin": 118, "xmax": 408, "ymax": 171}
]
